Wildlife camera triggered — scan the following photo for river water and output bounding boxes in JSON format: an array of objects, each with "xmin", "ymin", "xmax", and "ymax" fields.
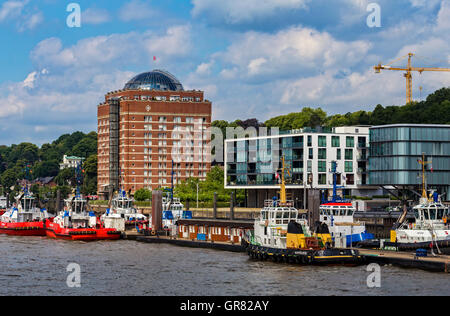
[{"xmin": 0, "ymin": 235, "xmax": 448, "ymax": 296}]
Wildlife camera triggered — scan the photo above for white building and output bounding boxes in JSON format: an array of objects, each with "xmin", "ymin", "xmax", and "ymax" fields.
[
  {"xmin": 224, "ymin": 126, "xmax": 380, "ymax": 208},
  {"xmin": 60, "ymin": 155, "xmax": 84, "ymax": 170}
]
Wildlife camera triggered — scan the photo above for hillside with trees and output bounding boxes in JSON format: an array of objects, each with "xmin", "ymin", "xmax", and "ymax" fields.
[
  {"xmin": 0, "ymin": 131, "xmax": 98, "ymax": 200},
  {"xmin": 213, "ymin": 87, "xmax": 450, "ymax": 132}
]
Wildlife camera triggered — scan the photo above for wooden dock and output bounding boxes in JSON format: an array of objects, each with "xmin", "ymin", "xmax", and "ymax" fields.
[{"xmin": 359, "ymin": 249, "xmax": 450, "ymax": 273}]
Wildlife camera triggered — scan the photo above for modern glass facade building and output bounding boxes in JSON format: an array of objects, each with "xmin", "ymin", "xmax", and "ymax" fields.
[
  {"xmin": 225, "ymin": 126, "xmax": 378, "ymax": 207},
  {"xmin": 369, "ymin": 124, "xmax": 450, "ymax": 199}
]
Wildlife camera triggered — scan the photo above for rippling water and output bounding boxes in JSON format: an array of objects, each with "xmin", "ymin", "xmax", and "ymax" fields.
[{"xmin": 0, "ymin": 235, "xmax": 448, "ymax": 296}]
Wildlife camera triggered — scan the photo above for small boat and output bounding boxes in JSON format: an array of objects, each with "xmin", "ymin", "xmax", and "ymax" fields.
[
  {"xmin": 0, "ymin": 190, "xmax": 51, "ymax": 236},
  {"xmin": 319, "ymin": 161, "xmax": 374, "ymax": 247},
  {"xmin": 101, "ymin": 190, "xmax": 148, "ymax": 231},
  {"xmin": 46, "ymin": 194, "xmax": 121, "ymax": 241},
  {"xmin": 243, "ymin": 157, "xmax": 362, "ymax": 265},
  {"xmin": 0, "ymin": 196, "xmax": 7, "ymax": 215},
  {"xmin": 389, "ymin": 154, "xmax": 450, "ymax": 254},
  {"xmin": 162, "ymin": 190, "xmax": 192, "ymax": 232}
]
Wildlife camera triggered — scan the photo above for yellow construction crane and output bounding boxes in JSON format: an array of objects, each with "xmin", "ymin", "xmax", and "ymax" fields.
[{"xmin": 374, "ymin": 52, "xmax": 450, "ymax": 104}]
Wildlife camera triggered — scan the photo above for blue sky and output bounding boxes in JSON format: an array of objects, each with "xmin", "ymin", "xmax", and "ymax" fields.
[{"xmin": 0, "ymin": 0, "xmax": 449, "ymax": 145}]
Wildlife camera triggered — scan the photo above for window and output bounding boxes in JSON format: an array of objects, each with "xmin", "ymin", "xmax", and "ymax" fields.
[
  {"xmin": 345, "ymin": 161, "xmax": 353, "ymax": 172},
  {"xmin": 337, "ymin": 148, "xmax": 341, "ymax": 160},
  {"xmin": 308, "ymin": 148, "xmax": 313, "ymax": 159},
  {"xmin": 318, "ymin": 174, "xmax": 327, "ymax": 185},
  {"xmin": 332, "ymin": 136, "xmax": 340, "ymax": 147},
  {"xmin": 318, "ymin": 136, "xmax": 327, "ymax": 147},
  {"xmin": 345, "ymin": 149, "xmax": 353, "ymax": 160},
  {"xmin": 307, "ymin": 136, "xmax": 312, "ymax": 147},
  {"xmin": 346, "ymin": 136, "xmax": 354, "ymax": 147},
  {"xmin": 318, "ymin": 161, "xmax": 326, "ymax": 172},
  {"xmin": 318, "ymin": 148, "xmax": 326, "ymax": 160}
]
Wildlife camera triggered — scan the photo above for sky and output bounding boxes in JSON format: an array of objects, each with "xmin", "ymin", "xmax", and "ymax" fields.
[{"xmin": 0, "ymin": 0, "xmax": 449, "ymax": 145}]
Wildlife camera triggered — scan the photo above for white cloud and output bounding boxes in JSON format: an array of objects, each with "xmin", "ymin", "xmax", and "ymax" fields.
[
  {"xmin": 0, "ymin": 26, "xmax": 193, "ymax": 144},
  {"xmin": 0, "ymin": 0, "xmax": 43, "ymax": 31},
  {"xmin": 191, "ymin": 0, "xmax": 311, "ymax": 24},
  {"xmin": 22, "ymin": 71, "xmax": 38, "ymax": 88},
  {"xmin": 31, "ymin": 26, "xmax": 191, "ymax": 69},
  {"xmin": 0, "ymin": 0, "xmax": 27, "ymax": 21},
  {"xmin": 215, "ymin": 26, "xmax": 371, "ymax": 81},
  {"xmin": 119, "ymin": 0, "xmax": 156, "ymax": 22},
  {"xmin": 82, "ymin": 8, "xmax": 111, "ymax": 25},
  {"xmin": 436, "ymin": 1, "xmax": 450, "ymax": 31},
  {"xmin": 18, "ymin": 11, "xmax": 43, "ymax": 31}
]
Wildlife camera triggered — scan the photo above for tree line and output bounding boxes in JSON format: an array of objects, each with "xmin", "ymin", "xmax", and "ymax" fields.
[
  {"xmin": 0, "ymin": 131, "xmax": 98, "ymax": 201},
  {"xmin": 213, "ymin": 87, "xmax": 450, "ymax": 132}
]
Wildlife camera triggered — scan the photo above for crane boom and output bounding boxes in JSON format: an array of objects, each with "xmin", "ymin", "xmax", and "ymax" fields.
[{"xmin": 374, "ymin": 53, "xmax": 450, "ymax": 104}]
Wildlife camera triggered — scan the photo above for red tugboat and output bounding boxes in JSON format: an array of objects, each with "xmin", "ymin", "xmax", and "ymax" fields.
[
  {"xmin": 0, "ymin": 190, "xmax": 51, "ymax": 237},
  {"xmin": 45, "ymin": 161, "xmax": 121, "ymax": 241},
  {"xmin": 45, "ymin": 194, "xmax": 122, "ymax": 241}
]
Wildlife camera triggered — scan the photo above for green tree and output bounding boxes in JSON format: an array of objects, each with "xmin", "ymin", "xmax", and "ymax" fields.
[{"xmin": 134, "ymin": 188, "xmax": 151, "ymax": 201}]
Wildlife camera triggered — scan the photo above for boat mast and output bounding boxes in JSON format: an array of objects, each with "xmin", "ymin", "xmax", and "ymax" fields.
[
  {"xmin": 418, "ymin": 152, "xmax": 431, "ymax": 199},
  {"xmin": 280, "ymin": 156, "xmax": 287, "ymax": 204}
]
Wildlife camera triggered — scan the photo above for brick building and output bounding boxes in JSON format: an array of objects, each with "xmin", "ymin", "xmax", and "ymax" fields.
[{"xmin": 97, "ymin": 70, "xmax": 212, "ymax": 197}]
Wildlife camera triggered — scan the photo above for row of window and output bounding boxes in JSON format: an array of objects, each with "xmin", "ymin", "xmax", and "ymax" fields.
[{"xmin": 370, "ymin": 127, "xmax": 450, "ymax": 142}]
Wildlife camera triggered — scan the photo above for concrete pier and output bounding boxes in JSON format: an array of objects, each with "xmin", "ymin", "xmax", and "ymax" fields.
[
  {"xmin": 360, "ymin": 249, "xmax": 450, "ymax": 273},
  {"xmin": 136, "ymin": 235, "xmax": 245, "ymax": 253}
]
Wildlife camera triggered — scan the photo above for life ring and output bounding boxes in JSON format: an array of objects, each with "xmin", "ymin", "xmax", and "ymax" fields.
[{"xmin": 151, "ymin": 230, "xmax": 156, "ymax": 236}]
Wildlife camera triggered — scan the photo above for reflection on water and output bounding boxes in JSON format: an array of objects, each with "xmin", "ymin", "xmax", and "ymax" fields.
[{"xmin": 0, "ymin": 235, "xmax": 448, "ymax": 296}]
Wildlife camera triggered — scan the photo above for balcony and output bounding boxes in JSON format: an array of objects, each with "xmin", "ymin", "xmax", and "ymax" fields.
[
  {"xmin": 357, "ymin": 153, "xmax": 368, "ymax": 161},
  {"xmin": 358, "ymin": 143, "xmax": 368, "ymax": 149}
]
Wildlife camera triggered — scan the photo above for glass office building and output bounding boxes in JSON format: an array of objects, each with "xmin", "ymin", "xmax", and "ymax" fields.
[
  {"xmin": 225, "ymin": 126, "xmax": 379, "ymax": 207},
  {"xmin": 369, "ymin": 124, "xmax": 450, "ymax": 199}
]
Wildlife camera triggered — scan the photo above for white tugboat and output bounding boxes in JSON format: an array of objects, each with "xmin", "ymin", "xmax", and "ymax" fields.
[
  {"xmin": 102, "ymin": 190, "xmax": 148, "ymax": 231},
  {"xmin": 390, "ymin": 154, "xmax": 450, "ymax": 254},
  {"xmin": 319, "ymin": 161, "xmax": 374, "ymax": 247},
  {"xmin": 162, "ymin": 190, "xmax": 192, "ymax": 233},
  {"xmin": 244, "ymin": 157, "xmax": 361, "ymax": 265}
]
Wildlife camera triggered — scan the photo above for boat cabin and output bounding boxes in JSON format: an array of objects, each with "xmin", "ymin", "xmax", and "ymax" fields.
[
  {"xmin": 112, "ymin": 196, "xmax": 133, "ymax": 211},
  {"xmin": 412, "ymin": 198, "xmax": 449, "ymax": 229},
  {"xmin": 252, "ymin": 200, "xmax": 309, "ymax": 249},
  {"xmin": 61, "ymin": 197, "xmax": 96, "ymax": 229}
]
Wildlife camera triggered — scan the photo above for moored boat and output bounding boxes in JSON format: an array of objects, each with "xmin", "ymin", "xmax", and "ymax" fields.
[
  {"xmin": 389, "ymin": 154, "xmax": 450, "ymax": 254},
  {"xmin": 45, "ymin": 162, "xmax": 121, "ymax": 241},
  {"xmin": 0, "ymin": 196, "xmax": 7, "ymax": 215},
  {"xmin": 319, "ymin": 161, "xmax": 374, "ymax": 247},
  {"xmin": 101, "ymin": 190, "xmax": 148, "ymax": 231},
  {"xmin": 0, "ymin": 190, "xmax": 51, "ymax": 236},
  {"xmin": 46, "ymin": 194, "xmax": 121, "ymax": 241},
  {"xmin": 162, "ymin": 190, "xmax": 192, "ymax": 234},
  {"xmin": 243, "ymin": 157, "xmax": 362, "ymax": 265}
]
